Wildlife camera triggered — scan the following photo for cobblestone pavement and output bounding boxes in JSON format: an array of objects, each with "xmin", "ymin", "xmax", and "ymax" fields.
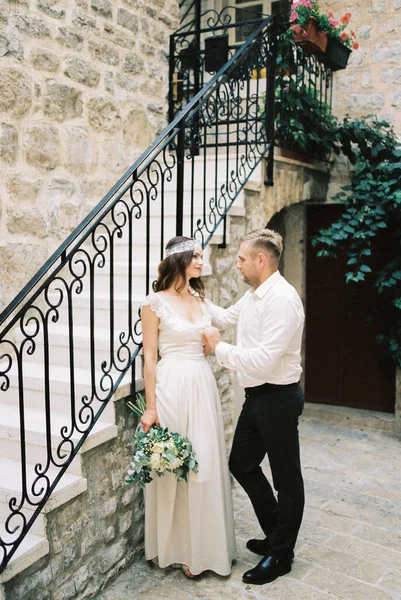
[{"xmin": 95, "ymin": 406, "xmax": 401, "ymax": 600}]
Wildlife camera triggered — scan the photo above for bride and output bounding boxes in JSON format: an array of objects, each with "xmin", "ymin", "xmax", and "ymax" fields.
[{"xmin": 140, "ymin": 236, "xmax": 236, "ymax": 578}]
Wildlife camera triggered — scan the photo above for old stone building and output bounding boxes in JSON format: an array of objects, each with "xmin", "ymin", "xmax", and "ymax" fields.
[{"xmin": 0, "ymin": 0, "xmax": 400, "ymax": 598}]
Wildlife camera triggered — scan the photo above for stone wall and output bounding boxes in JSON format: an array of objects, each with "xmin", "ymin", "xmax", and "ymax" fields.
[
  {"xmin": 320, "ymin": 0, "xmax": 401, "ymax": 133},
  {"xmin": 0, "ymin": 0, "xmax": 179, "ymax": 312},
  {"xmin": 3, "ymin": 393, "xmax": 144, "ymax": 600}
]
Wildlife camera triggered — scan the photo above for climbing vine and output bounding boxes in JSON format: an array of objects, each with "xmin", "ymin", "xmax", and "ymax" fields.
[{"xmin": 311, "ymin": 117, "xmax": 401, "ymax": 367}]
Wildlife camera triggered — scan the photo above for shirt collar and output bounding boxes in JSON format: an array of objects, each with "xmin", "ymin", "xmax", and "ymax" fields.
[{"xmin": 252, "ymin": 270, "xmax": 281, "ymax": 299}]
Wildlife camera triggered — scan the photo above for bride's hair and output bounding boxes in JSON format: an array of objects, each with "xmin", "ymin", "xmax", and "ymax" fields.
[{"xmin": 153, "ymin": 236, "xmax": 205, "ymax": 299}]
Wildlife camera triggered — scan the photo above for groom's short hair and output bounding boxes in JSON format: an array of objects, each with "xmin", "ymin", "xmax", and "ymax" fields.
[{"xmin": 241, "ymin": 228, "xmax": 283, "ymax": 262}]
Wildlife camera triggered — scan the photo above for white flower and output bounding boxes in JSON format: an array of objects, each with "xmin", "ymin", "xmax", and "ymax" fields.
[
  {"xmin": 152, "ymin": 442, "xmax": 164, "ymax": 454},
  {"xmin": 149, "ymin": 453, "xmax": 162, "ymax": 471},
  {"xmin": 169, "ymin": 456, "xmax": 184, "ymax": 470}
]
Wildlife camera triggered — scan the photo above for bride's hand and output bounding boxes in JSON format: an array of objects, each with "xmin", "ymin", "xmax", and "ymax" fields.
[{"xmin": 141, "ymin": 408, "xmax": 159, "ymax": 433}]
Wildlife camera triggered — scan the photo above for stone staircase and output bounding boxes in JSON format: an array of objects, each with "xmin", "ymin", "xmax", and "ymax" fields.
[{"xmin": 0, "ymin": 153, "xmax": 249, "ymax": 588}]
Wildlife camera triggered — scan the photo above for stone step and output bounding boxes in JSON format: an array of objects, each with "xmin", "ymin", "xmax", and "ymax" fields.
[
  {"xmin": 13, "ymin": 321, "xmax": 141, "ymax": 374},
  {"xmin": 0, "ymin": 457, "xmax": 87, "ymax": 539},
  {"xmin": 303, "ymin": 402, "xmax": 396, "ymax": 435},
  {"xmin": 0, "ymin": 400, "xmax": 118, "ymax": 476},
  {"xmin": 0, "ymin": 532, "xmax": 49, "ymax": 584}
]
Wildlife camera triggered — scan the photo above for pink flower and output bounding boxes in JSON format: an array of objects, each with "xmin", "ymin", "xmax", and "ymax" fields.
[
  {"xmin": 290, "ymin": 10, "xmax": 299, "ymax": 21},
  {"xmin": 327, "ymin": 11, "xmax": 334, "ymax": 18},
  {"xmin": 291, "ymin": 1, "xmax": 300, "ymax": 8},
  {"xmin": 329, "ymin": 18, "xmax": 339, "ymax": 27},
  {"xmin": 302, "ymin": 0, "xmax": 313, "ymax": 8},
  {"xmin": 291, "ymin": 24, "xmax": 302, "ymax": 33}
]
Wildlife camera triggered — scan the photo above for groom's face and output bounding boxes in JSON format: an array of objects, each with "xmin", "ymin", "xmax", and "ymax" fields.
[{"xmin": 236, "ymin": 241, "xmax": 259, "ymax": 287}]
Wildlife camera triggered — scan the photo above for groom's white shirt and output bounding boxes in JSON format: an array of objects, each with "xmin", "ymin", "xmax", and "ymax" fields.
[{"xmin": 207, "ymin": 270, "xmax": 305, "ymax": 388}]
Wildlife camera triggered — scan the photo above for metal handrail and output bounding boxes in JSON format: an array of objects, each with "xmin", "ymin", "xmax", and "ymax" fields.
[{"xmin": 0, "ymin": 13, "xmax": 277, "ymax": 573}]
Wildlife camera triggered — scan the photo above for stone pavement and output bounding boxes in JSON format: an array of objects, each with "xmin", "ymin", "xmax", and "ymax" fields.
[{"xmin": 95, "ymin": 405, "xmax": 401, "ymax": 600}]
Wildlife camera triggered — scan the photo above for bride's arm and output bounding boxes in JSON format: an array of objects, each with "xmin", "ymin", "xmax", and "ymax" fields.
[{"xmin": 141, "ymin": 305, "xmax": 161, "ymax": 433}]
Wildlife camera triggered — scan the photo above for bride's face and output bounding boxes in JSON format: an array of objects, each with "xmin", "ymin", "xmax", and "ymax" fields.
[{"xmin": 186, "ymin": 246, "xmax": 204, "ymax": 280}]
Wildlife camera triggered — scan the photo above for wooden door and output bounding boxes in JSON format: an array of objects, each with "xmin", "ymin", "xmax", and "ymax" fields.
[{"xmin": 305, "ymin": 204, "xmax": 395, "ymax": 412}]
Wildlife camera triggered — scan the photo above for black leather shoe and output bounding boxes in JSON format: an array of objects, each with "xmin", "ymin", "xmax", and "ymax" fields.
[
  {"xmin": 246, "ymin": 537, "xmax": 271, "ymax": 555},
  {"xmin": 242, "ymin": 554, "xmax": 292, "ymax": 585}
]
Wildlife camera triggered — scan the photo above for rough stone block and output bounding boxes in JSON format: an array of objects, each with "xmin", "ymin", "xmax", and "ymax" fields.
[
  {"xmin": 6, "ymin": 205, "xmax": 48, "ymax": 237},
  {"xmin": 357, "ymin": 25, "xmax": 371, "ymax": 39},
  {"xmin": 30, "ymin": 46, "xmax": 60, "ymax": 71},
  {"xmin": 48, "ymin": 177, "xmax": 77, "ymax": 201},
  {"xmin": 25, "ymin": 122, "xmax": 60, "ymax": 169},
  {"xmin": 374, "ymin": 41, "xmax": 401, "ymax": 63},
  {"xmin": 91, "ymin": 0, "xmax": 112, "ymax": 18},
  {"xmin": 346, "ymin": 93, "xmax": 385, "ymax": 111},
  {"xmin": 0, "ymin": 3, "xmax": 9, "ymax": 24},
  {"xmin": 98, "ymin": 539, "xmax": 127, "ymax": 573},
  {"xmin": 392, "ymin": 90, "xmax": 401, "ymax": 107},
  {"xmin": 38, "ymin": 0, "xmax": 66, "ymax": 19},
  {"xmin": 104, "ymin": 71, "xmax": 113, "ymax": 92},
  {"xmin": 0, "ymin": 122, "xmax": 18, "ymax": 164},
  {"xmin": 122, "ymin": 53, "xmax": 143, "ymax": 74},
  {"xmin": 102, "ymin": 23, "xmax": 134, "ymax": 48},
  {"xmin": 361, "ymin": 70, "xmax": 373, "ymax": 89},
  {"xmin": 368, "ymin": 0, "xmax": 389, "ymax": 14},
  {"xmin": 118, "ymin": 513, "xmax": 132, "ymax": 534},
  {"xmin": 105, "ymin": 525, "xmax": 116, "ymax": 542},
  {"xmin": 63, "ymin": 543, "xmax": 76, "ymax": 567},
  {"xmin": 0, "ymin": 67, "xmax": 31, "ymax": 116},
  {"xmin": 72, "ymin": 10, "xmax": 97, "ymax": 29},
  {"xmin": 63, "ymin": 56, "xmax": 100, "ymax": 88},
  {"xmin": 88, "ymin": 96, "xmax": 121, "ymax": 131},
  {"xmin": 0, "ymin": 243, "xmax": 48, "ymax": 297},
  {"xmin": 117, "ymin": 8, "xmax": 138, "ymax": 33},
  {"xmin": 7, "ymin": 175, "xmax": 42, "ymax": 202},
  {"xmin": 66, "ymin": 126, "xmax": 97, "ymax": 175},
  {"xmin": 43, "ymin": 79, "xmax": 82, "ymax": 121},
  {"xmin": 57, "ymin": 26, "xmax": 83, "ymax": 50},
  {"xmin": 100, "ymin": 496, "xmax": 118, "ymax": 517},
  {"xmin": 88, "ymin": 39, "xmax": 119, "ymax": 66},
  {"xmin": 11, "ymin": 12, "xmax": 51, "ymax": 37},
  {"xmin": 115, "ymin": 74, "xmax": 136, "ymax": 91},
  {"xmin": 122, "ymin": 108, "xmax": 152, "ymax": 147},
  {"xmin": 0, "ymin": 26, "xmax": 23, "ymax": 59}
]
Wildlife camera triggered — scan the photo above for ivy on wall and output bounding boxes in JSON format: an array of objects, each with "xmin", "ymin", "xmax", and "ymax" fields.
[{"xmin": 311, "ymin": 117, "xmax": 401, "ymax": 367}]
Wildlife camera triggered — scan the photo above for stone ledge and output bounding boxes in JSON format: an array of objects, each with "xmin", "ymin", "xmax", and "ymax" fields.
[
  {"xmin": 274, "ymin": 148, "xmax": 330, "ymax": 173},
  {"xmin": 0, "ymin": 535, "xmax": 49, "ymax": 584},
  {"xmin": 303, "ymin": 402, "xmax": 396, "ymax": 436}
]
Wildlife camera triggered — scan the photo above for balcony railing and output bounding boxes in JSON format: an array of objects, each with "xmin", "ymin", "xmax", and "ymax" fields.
[{"xmin": 169, "ymin": 5, "xmax": 334, "ymax": 161}]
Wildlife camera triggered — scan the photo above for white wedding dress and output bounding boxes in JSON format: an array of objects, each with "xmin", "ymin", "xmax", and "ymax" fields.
[{"xmin": 142, "ymin": 292, "xmax": 236, "ymax": 576}]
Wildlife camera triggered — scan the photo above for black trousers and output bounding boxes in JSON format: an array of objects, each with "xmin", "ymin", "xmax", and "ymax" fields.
[{"xmin": 229, "ymin": 382, "xmax": 305, "ymax": 558}]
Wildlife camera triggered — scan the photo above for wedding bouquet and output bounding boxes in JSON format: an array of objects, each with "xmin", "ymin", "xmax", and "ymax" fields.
[{"xmin": 124, "ymin": 393, "xmax": 198, "ymax": 489}]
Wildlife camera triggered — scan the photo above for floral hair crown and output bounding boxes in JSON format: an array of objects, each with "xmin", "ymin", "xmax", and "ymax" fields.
[{"xmin": 165, "ymin": 239, "xmax": 198, "ymax": 257}]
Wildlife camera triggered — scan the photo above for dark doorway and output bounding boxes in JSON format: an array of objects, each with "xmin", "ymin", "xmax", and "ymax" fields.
[{"xmin": 305, "ymin": 204, "xmax": 395, "ymax": 412}]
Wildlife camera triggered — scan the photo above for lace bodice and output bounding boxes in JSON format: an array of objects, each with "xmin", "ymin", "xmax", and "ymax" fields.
[{"xmin": 142, "ymin": 293, "xmax": 212, "ymax": 359}]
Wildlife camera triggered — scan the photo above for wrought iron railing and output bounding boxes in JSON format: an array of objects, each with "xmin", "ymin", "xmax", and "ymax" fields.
[
  {"xmin": 274, "ymin": 34, "xmax": 334, "ymax": 160},
  {"xmin": 0, "ymin": 13, "xmax": 277, "ymax": 573},
  {"xmin": 169, "ymin": 6, "xmax": 334, "ymax": 160}
]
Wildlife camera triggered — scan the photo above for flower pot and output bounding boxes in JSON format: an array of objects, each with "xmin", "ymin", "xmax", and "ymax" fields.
[
  {"xmin": 320, "ymin": 38, "xmax": 352, "ymax": 71},
  {"xmin": 293, "ymin": 17, "xmax": 328, "ymax": 55}
]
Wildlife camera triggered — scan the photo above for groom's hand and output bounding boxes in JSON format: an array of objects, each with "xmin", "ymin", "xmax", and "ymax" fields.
[{"xmin": 202, "ymin": 326, "xmax": 222, "ymax": 351}]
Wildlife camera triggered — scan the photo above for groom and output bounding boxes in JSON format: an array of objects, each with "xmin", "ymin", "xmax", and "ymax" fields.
[{"xmin": 203, "ymin": 228, "xmax": 305, "ymax": 585}]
